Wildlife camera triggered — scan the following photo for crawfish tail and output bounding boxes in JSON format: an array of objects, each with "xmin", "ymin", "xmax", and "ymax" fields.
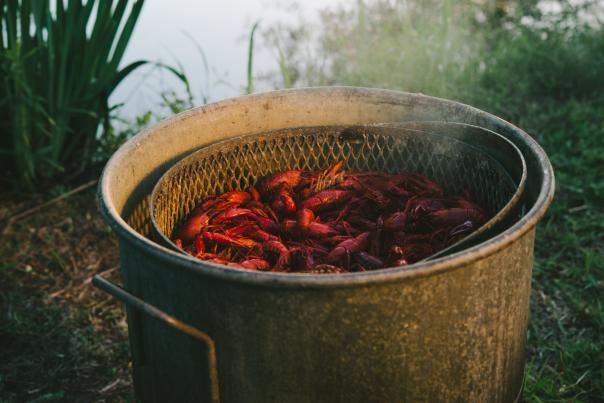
[
  {"xmin": 302, "ymin": 189, "xmax": 352, "ymax": 212},
  {"xmin": 326, "ymin": 231, "xmax": 371, "ymax": 263}
]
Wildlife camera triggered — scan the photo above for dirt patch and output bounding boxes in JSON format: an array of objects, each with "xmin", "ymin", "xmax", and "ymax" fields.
[{"xmin": 0, "ymin": 188, "xmax": 133, "ymax": 402}]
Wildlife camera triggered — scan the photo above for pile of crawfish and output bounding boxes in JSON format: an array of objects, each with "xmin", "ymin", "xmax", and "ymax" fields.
[{"xmin": 173, "ymin": 161, "xmax": 489, "ymax": 274}]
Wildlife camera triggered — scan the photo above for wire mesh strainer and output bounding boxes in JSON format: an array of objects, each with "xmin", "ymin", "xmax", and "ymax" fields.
[
  {"xmin": 372, "ymin": 122, "xmax": 527, "ymax": 260},
  {"xmin": 150, "ymin": 124, "xmax": 526, "ymax": 265}
]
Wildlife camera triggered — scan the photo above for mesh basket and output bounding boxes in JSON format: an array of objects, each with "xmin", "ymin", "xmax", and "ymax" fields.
[{"xmin": 150, "ymin": 124, "xmax": 525, "ymax": 261}]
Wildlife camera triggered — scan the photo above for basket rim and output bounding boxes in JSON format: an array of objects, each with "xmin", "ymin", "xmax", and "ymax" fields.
[{"xmin": 99, "ymin": 86, "xmax": 554, "ymax": 289}]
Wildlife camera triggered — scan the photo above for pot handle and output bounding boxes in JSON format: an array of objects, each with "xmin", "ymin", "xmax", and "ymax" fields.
[{"xmin": 92, "ymin": 274, "xmax": 220, "ymax": 403}]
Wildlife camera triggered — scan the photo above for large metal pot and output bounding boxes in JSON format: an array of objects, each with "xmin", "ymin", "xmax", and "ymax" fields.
[{"xmin": 95, "ymin": 87, "xmax": 554, "ymax": 403}]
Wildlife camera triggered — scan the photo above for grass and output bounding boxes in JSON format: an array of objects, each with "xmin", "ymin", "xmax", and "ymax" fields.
[
  {"xmin": 246, "ymin": 21, "xmax": 261, "ymax": 95},
  {"xmin": 522, "ymin": 100, "xmax": 604, "ymax": 402},
  {"xmin": 0, "ymin": 189, "xmax": 132, "ymax": 402}
]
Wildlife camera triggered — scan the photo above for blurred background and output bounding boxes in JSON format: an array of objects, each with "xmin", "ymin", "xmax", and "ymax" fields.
[{"xmin": 1, "ymin": 0, "xmax": 603, "ymax": 401}]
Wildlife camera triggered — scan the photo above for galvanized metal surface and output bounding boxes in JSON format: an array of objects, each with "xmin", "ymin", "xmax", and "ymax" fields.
[
  {"xmin": 149, "ymin": 124, "xmax": 525, "ymax": 255},
  {"xmin": 96, "ymin": 87, "xmax": 554, "ymax": 403},
  {"xmin": 92, "ymin": 274, "xmax": 220, "ymax": 402}
]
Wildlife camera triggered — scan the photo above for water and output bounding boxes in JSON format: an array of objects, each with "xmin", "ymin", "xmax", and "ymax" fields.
[{"xmin": 111, "ymin": 0, "xmax": 338, "ymax": 119}]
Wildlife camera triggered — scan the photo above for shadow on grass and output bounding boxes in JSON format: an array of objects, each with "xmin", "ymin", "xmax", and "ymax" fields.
[{"xmin": 0, "ymin": 189, "xmax": 133, "ymax": 402}]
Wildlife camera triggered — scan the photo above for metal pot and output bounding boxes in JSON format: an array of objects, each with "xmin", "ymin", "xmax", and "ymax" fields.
[{"xmin": 95, "ymin": 87, "xmax": 554, "ymax": 403}]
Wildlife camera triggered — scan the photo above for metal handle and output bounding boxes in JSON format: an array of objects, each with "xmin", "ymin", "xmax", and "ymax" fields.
[{"xmin": 92, "ymin": 275, "xmax": 220, "ymax": 403}]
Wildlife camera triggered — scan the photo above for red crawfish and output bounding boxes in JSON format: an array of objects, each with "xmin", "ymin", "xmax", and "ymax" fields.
[
  {"xmin": 223, "ymin": 222, "xmax": 256, "ymax": 237},
  {"xmin": 405, "ymin": 197, "xmax": 447, "ymax": 219},
  {"xmin": 304, "ymin": 240, "xmax": 330, "ymax": 256},
  {"xmin": 359, "ymin": 186, "xmax": 392, "ymax": 209},
  {"xmin": 213, "ymin": 191, "xmax": 251, "ymax": 209},
  {"xmin": 254, "ymin": 215, "xmax": 281, "ymax": 234},
  {"xmin": 289, "ymin": 246, "xmax": 315, "ymax": 271},
  {"xmin": 224, "ymin": 222, "xmax": 278, "ymax": 242},
  {"xmin": 263, "ymin": 240, "xmax": 291, "ymax": 270},
  {"xmin": 309, "ymin": 160, "xmax": 346, "ymax": 192},
  {"xmin": 271, "ymin": 187, "xmax": 297, "ymax": 214},
  {"xmin": 262, "ymin": 170, "xmax": 305, "ymax": 193},
  {"xmin": 296, "ymin": 208, "xmax": 339, "ymax": 238},
  {"xmin": 194, "ymin": 252, "xmax": 228, "ymax": 261},
  {"xmin": 334, "ymin": 197, "xmax": 365, "ymax": 222},
  {"xmin": 195, "ymin": 236, "xmax": 205, "ymax": 255},
  {"xmin": 297, "ymin": 208, "xmax": 315, "ymax": 232},
  {"xmin": 193, "ymin": 253, "xmax": 244, "ymax": 268},
  {"xmin": 448, "ymin": 221, "xmax": 476, "ymax": 240},
  {"xmin": 428, "ymin": 207, "xmax": 487, "ymax": 228},
  {"xmin": 307, "ymin": 222, "xmax": 339, "ymax": 238},
  {"xmin": 370, "ymin": 216, "xmax": 384, "ymax": 256},
  {"xmin": 174, "ymin": 160, "xmax": 491, "ymax": 273},
  {"xmin": 402, "ymin": 242, "xmax": 435, "ymax": 263},
  {"xmin": 246, "ymin": 227, "xmax": 280, "ymax": 242},
  {"xmin": 202, "ymin": 231, "xmax": 258, "ymax": 250},
  {"xmin": 392, "ymin": 257, "xmax": 409, "ymax": 266},
  {"xmin": 245, "ymin": 200, "xmax": 266, "ymax": 211},
  {"xmin": 383, "ymin": 211, "xmax": 407, "ymax": 231},
  {"xmin": 339, "ymin": 220, "xmax": 360, "ymax": 237},
  {"xmin": 389, "ymin": 245, "xmax": 409, "ymax": 266},
  {"xmin": 177, "ymin": 207, "xmax": 212, "ymax": 241},
  {"xmin": 250, "ymin": 187, "xmax": 261, "ymax": 201},
  {"xmin": 281, "ymin": 219, "xmax": 298, "ymax": 235},
  {"xmin": 348, "ymin": 216, "xmax": 379, "ymax": 231},
  {"xmin": 200, "ymin": 197, "xmax": 218, "ymax": 210},
  {"xmin": 204, "ymin": 257, "xmax": 233, "ymax": 266},
  {"xmin": 326, "ymin": 232, "xmax": 371, "ymax": 265},
  {"xmin": 239, "ymin": 258, "xmax": 271, "ymax": 271},
  {"xmin": 302, "ymin": 189, "xmax": 352, "ymax": 212},
  {"xmin": 212, "ymin": 208, "xmax": 258, "ymax": 224},
  {"xmin": 336, "ymin": 175, "xmax": 363, "ymax": 192}
]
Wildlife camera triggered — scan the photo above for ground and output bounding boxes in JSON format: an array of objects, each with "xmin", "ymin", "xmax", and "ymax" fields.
[{"xmin": 0, "ymin": 189, "xmax": 132, "ymax": 402}]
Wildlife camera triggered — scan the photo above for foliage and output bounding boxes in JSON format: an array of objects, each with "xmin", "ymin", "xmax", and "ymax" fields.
[{"xmin": 0, "ymin": 0, "xmax": 147, "ymax": 189}]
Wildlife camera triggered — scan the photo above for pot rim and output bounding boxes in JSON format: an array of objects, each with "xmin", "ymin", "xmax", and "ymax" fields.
[{"xmin": 99, "ymin": 86, "xmax": 555, "ymax": 289}]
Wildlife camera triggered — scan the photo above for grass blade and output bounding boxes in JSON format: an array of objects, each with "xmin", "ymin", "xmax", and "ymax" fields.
[{"xmin": 246, "ymin": 20, "xmax": 260, "ymax": 94}]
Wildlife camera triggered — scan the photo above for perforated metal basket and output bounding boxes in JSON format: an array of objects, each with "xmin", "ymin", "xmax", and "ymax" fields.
[{"xmin": 150, "ymin": 124, "xmax": 526, "ymax": 262}]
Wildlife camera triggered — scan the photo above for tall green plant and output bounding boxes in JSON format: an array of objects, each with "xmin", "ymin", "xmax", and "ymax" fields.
[
  {"xmin": 246, "ymin": 21, "xmax": 260, "ymax": 94},
  {"xmin": 0, "ymin": 0, "xmax": 147, "ymax": 189}
]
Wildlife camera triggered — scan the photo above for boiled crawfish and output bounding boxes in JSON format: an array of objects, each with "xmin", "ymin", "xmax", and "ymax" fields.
[{"xmin": 173, "ymin": 160, "xmax": 490, "ymax": 273}]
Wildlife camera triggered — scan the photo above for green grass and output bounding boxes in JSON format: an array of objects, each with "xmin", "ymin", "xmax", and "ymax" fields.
[
  {"xmin": 246, "ymin": 21, "xmax": 261, "ymax": 94},
  {"xmin": 523, "ymin": 101, "xmax": 604, "ymax": 402}
]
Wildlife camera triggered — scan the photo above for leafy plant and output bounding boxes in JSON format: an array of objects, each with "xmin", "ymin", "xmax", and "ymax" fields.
[{"xmin": 0, "ymin": 0, "xmax": 147, "ymax": 189}]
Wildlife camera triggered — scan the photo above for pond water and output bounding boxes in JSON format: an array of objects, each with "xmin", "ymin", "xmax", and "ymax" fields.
[{"xmin": 111, "ymin": 0, "xmax": 338, "ymax": 119}]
